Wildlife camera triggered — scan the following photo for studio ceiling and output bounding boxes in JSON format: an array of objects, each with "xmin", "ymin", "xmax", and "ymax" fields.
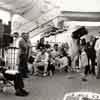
[
  {"xmin": 1, "ymin": 0, "xmax": 100, "ymax": 37},
  {"xmin": 0, "ymin": 0, "xmax": 61, "ymax": 20},
  {"xmin": 1, "ymin": 0, "xmax": 100, "ymax": 22}
]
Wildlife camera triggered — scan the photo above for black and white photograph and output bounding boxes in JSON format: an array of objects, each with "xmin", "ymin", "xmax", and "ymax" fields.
[{"xmin": 0, "ymin": 0, "xmax": 100, "ymax": 100}]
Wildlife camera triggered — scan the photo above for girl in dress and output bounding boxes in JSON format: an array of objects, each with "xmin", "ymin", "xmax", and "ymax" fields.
[{"xmin": 79, "ymin": 45, "xmax": 88, "ymax": 81}]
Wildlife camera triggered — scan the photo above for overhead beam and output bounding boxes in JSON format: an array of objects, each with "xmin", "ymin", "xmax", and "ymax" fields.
[
  {"xmin": 61, "ymin": 11, "xmax": 100, "ymax": 22},
  {"xmin": 28, "ymin": 16, "xmax": 58, "ymax": 33},
  {"xmin": 29, "ymin": 16, "xmax": 59, "ymax": 38}
]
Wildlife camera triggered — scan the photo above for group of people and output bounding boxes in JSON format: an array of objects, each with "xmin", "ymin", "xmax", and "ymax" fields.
[
  {"xmin": 4, "ymin": 33, "xmax": 69, "ymax": 96},
  {"xmin": 1, "ymin": 30, "xmax": 100, "ymax": 96},
  {"xmin": 79, "ymin": 37, "xmax": 96, "ymax": 81},
  {"xmin": 0, "ymin": 32, "xmax": 32, "ymax": 96},
  {"xmin": 34, "ymin": 34, "xmax": 100, "ymax": 82},
  {"xmin": 78, "ymin": 35, "xmax": 100, "ymax": 81},
  {"xmin": 34, "ymin": 37, "xmax": 70, "ymax": 76}
]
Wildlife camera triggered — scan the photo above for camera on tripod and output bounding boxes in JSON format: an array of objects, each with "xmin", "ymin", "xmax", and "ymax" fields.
[{"xmin": 0, "ymin": 19, "xmax": 13, "ymax": 48}]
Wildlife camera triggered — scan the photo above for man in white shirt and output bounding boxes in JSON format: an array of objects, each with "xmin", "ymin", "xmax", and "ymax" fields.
[
  {"xmin": 95, "ymin": 37, "xmax": 100, "ymax": 79},
  {"xmin": 34, "ymin": 47, "xmax": 49, "ymax": 76}
]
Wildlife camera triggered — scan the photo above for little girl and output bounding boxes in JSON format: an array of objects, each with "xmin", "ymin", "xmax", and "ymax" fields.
[{"xmin": 79, "ymin": 45, "xmax": 88, "ymax": 81}]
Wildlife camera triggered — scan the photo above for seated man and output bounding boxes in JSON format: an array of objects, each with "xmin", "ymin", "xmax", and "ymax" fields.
[
  {"xmin": 50, "ymin": 44, "xmax": 60, "ymax": 69},
  {"xmin": 33, "ymin": 47, "xmax": 49, "ymax": 76},
  {"xmin": 51, "ymin": 44, "xmax": 60, "ymax": 59},
  {"xmin": 58, "ymin": 55, "xmax": 69, "ymax": 71},
  {"xmin": 0, "ymin": 57, "xmax": 29, "ymax": 96}
]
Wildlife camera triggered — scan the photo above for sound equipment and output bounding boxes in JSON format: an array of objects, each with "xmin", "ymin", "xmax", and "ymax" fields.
[{"xmin": 0, "ymin": 19, "xmax": 13, "ymax": 48}]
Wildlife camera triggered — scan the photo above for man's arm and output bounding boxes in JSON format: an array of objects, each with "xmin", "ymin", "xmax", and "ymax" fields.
[{"xmin": 28, "ymin": 40, "xmax": 32, "ymax": 59}]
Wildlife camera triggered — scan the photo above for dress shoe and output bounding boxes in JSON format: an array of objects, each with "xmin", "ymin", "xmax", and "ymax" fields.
[
  {"xmin": 81, "ymin": 78, "xmax": 87, "ymax": 82},
  {"xmin": 15, "ymin": 91, "xmax": 26, "ymax": 96},
  {"xmin": 96, "ymin": 76, "xmax": 100, "ymax": 79},
  {"xmin": 20, "ymin": 89, "xmax": 29, "ymax": 95}
]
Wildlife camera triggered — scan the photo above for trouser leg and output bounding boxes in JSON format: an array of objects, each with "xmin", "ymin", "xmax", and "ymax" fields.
[
  {"xmin": 33, "ymin": 63, "xmax": 38, "ymax": 73},
  {"xmin": 88, "ymin": 57, "xmax": 91, "ymax": 73},
  {"xmin": 91, "ymin": 57, "xmax": 96, "ymax": 75},
  {"xmin": 18, "ymin": 54, "xmax": 29, "ymax": 77},
  {"xmin": 14, "ymin": 74, "xmax": 24, "ymax": 90},
  {"xmin": 84, "ymin": 65, "xmax": 90, "ymax": 75},
  {"xmin": 4, "ymin": 73, "xmax": 24, "ymax": 90},
  {"xmin": 44, "ymin": 62, "xmax": 48, "ymax": 73}
]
